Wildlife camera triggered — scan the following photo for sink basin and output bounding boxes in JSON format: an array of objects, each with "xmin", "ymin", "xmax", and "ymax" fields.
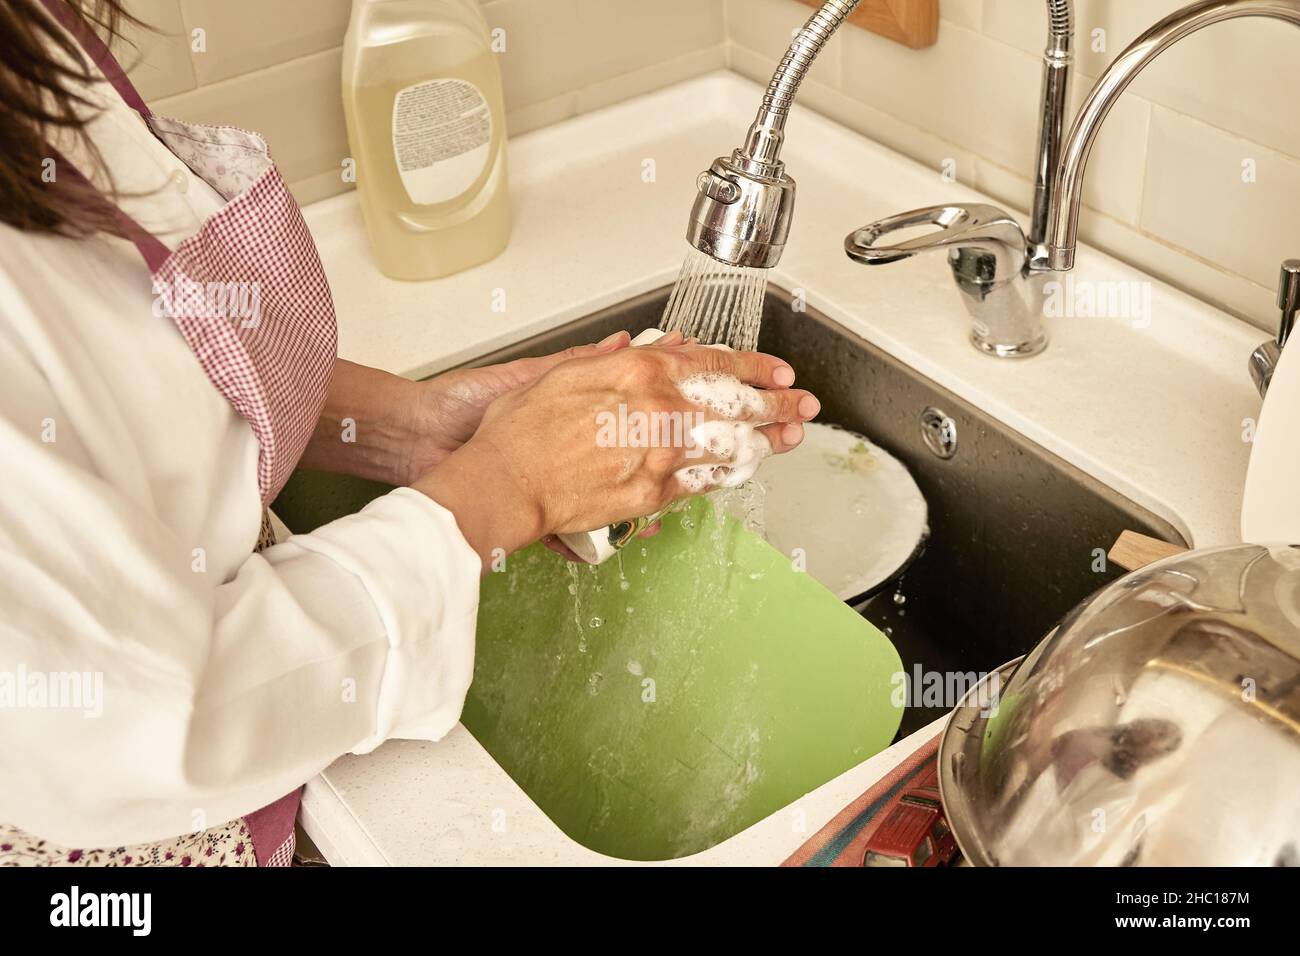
[{"xmin": 274, "ymin": 285, "xmax": 1185, "ymax": 858}]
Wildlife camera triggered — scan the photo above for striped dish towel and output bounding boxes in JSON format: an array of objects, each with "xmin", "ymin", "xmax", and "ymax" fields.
[{"xmin": 783, "ymin": 734, "xmax": 943, "ymax": 867}]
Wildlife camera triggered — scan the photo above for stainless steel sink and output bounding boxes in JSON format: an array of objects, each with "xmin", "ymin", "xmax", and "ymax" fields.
[{"xmin": 275, "ymin": 286, "xmax": 1186, "ymax": 741}]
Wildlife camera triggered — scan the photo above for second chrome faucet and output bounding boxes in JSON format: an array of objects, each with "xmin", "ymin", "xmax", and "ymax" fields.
[
  {"xmin": 847, "ymin": 0, "xmax": 1074, "ymax": 358},
  {"xmin": 851, "ymin": 0, "xmax": 1300, "ymax": 368}
]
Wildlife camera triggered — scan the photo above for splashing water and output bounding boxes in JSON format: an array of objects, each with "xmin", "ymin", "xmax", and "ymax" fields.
[{"xmin": 661, "ymin": 247, "xmax": 769, "ymax": 351}]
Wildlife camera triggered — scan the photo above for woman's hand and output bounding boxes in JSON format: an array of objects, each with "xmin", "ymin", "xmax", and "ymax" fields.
[
  {"xmin": 399, "ymin": 330, "xmax": 650, "ymax": 484},
  {"xmin": 299, "ymin": 332, "xmax": 647, "ymax": 486},
  {"xmin": 414, "ymin": 338, "xmax": 819, "ymax": 567}
]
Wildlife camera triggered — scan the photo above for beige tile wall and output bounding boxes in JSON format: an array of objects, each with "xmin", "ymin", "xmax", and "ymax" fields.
[
  {"xmin": 726, "ymin": 0, "xmax": 1300, "ymax": 331},
  {"xmin": 130, "ymin": 0, "xmax": 726, "ymax": 205}
]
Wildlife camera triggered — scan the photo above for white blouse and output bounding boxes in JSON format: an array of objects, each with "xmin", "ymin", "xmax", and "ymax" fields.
[{"xmin": 0, "ymin": 60, "xmax": 481, "ymax": 846}]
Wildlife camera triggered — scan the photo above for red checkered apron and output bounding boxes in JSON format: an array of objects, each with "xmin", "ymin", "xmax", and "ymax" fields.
[{"xmin": 20, "ymin": 0, "xmax": 338, "ymax": 866}]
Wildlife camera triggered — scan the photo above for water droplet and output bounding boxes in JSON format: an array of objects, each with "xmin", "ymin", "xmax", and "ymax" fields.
[
  {"xmin": 619, "ymin": 579, "xmax": 630, "ymax": 591},
  {"xmin": 587, "ymin": 672, "xmax": 603, "ymax": 695},
  {"xmin": 589, "ymin": 616, "xmax": 603, "ymax": 629},
  {"xmin": 893, "ymin": 591, "xmax": 907, "ymax": 607},
  {"xmin": 626, "ymin": 606, "xmax": 634, "ymax": 615}
]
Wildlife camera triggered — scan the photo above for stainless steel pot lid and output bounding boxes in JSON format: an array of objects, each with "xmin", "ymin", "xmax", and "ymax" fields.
[
  {"xmin": 728, "ymin": 422, "xmax": 929, "ymax": 602},
  {"xmin": 938, "ymin": 543, "xmax": 1300, "ymax": 867}
]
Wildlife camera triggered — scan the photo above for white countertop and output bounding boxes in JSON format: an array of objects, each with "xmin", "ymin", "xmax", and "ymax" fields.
[{"xmin": 299, "ymin": 72, "xmax": 1263, "ymax": 866}]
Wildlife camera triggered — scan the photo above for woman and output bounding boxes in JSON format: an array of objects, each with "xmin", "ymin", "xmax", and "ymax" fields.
[{"xmin": 0, "ymin": 0, "xmax": 819, "ymax": 865}]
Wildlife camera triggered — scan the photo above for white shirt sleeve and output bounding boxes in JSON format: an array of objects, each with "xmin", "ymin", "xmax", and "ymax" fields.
[
  {"xmin": 0, "ymin": 456, "xmax": 481, "ymax": 849},
  {"xmin": 0, "ymin": 245, "xmax": 482, "ymax": 846},
  {"xmin": 0, "ymin": 65, "xmax": 482, "ymax": 847}
]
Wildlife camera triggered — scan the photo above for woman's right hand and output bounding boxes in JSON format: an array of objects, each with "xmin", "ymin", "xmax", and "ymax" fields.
[{"xmin": 412, "ymin": 335, "xmax": 820, "ymax": 567}]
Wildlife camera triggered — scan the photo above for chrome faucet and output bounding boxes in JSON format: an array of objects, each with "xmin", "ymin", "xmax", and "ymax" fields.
[
  {"xmin": 1250, "ymin": 260, "xmax": 1300, "ymax": 397},
  {"xmin": 686, "ymin": 0, "xmax": 863, "ymax": 269},
  {"xmin": 845, "ymin": 0, "xmax": 1074, "ymax": 358},
  {"xmin": 845, "ymin": 203, "xmax": 1043, "ymax": 357},
  {"xmin": 1040, "ymin": 0, "xmax": 1300, "ymax": 391},
  {"xmin": 851, "ymin": 0, "xmax": 1300, "ymax": 368}
]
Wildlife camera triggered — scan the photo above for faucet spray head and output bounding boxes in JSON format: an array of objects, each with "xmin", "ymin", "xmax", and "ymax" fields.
[
  {"xmin": 687, "ymin": 151, "xmax": 796, "ymax": 270},
  {"xmin": 684, "ymin": 0, "xmax": 864, "ymax": 269}
]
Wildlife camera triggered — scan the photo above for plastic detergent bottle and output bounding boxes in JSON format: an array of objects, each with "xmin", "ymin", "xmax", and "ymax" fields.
[{"xmin": 342, "ymin": 0, "xmax": 511, "ymax": 280}]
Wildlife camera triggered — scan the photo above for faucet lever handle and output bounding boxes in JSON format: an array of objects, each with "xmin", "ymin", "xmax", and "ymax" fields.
[
  {"xmin": 845, "ymin": 203, "xmax": 1028, "ymax": 275},
  {"xmin": 845, "ymin": 203, "xmax": 1047, "ymax": 359}
]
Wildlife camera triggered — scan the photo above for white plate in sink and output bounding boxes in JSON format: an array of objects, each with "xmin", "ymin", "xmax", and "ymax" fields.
[{"xmin": 730, "ymin": 422, "xmax": 929, "ymax": 602}]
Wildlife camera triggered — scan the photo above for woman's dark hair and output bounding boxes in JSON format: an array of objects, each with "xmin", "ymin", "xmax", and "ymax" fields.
[{"xmin": 1, "ymin": 0, "xmax": 146, "ymax": 237}]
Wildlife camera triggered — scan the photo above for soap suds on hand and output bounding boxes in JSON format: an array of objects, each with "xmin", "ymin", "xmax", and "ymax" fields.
[
  {"xmin": 676, "ymin": 421, "xmax": 771, "ymax": 492},
  {"xmin": 673, "ymin": 373, "xmax": 773, "ymax": 493},
  {"xmin": 677, "ymin": 372, "xmax": 766, "ymax": 420}
]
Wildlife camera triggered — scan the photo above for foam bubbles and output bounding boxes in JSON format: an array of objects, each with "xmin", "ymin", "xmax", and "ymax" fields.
[
  {"xmin": 671, "ymin": 371, "xmax": 773, "ymax": 493},
  {"xmin": 677, "ymin": 372, "xmax": 766, "ymax": 420},
  {"xmin": 675, "ymin": 421, "xmax": 772, "ymax": 493}
]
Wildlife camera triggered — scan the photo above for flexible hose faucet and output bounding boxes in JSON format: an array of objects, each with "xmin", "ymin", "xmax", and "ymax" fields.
[
  {"xmin": 687, "ymin": 0, "xmax": 1299, "ymax": 380},
  {"xmin": 687, "ymin": 0, "xmax": 863, "ymax": 268},
  {"xmin": 740, "ymin": 0, "xmax": 862, "ymax": 171},
  {"xmin": 687, "ymin": 0, "xmax": 1074, "ymax": 279},
  {"xmin": 686, "ymin": 0, "xmax": 1076, "ymax": 360}
]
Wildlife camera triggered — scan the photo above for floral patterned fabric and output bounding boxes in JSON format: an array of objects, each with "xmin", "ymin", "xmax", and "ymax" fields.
[
  {"xmin": 147, "ymin": 114, "xmax": 272, "ymax": 201},
  {"xmin": 0, "ymin": 820, "xmax": 258, "ymax": 867}
]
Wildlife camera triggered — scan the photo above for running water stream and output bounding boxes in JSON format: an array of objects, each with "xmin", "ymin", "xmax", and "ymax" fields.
[
  {"xmin": 658, "ymin": 246, "xmax": 775, "ymax": 546},
  {"xmin": 661, "ymin": 247, "xmax": 769, "ymax": 351}
]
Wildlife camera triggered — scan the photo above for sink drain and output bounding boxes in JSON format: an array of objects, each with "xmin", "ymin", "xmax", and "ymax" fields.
[{"xmin": 920, "ymin": 407, "xmax": 958, "ymax": 459}]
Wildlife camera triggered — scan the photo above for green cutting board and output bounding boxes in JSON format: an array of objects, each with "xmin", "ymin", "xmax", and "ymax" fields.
[
  {"xmin": 465, "ymin": 498, "xmax": 903, "ymax": 861},
  {"xmin": 273, "ymin": 474, "xmax": 903, "ymax": 861}
]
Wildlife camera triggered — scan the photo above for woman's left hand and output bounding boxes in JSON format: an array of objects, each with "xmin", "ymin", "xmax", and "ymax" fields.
[
  {"xmin": 302, "ymin": 332, "xmax": 684, "ymax": 489},
  {"xmin": 400, "ymin": 330, "xmax": 668, "ymax": 483},
  {"xmin": 398, "ymin": 330, "xmax": 692, "ymax": 484}
]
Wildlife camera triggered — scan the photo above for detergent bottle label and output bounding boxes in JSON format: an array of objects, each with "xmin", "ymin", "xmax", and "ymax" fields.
[{"xmin": 391, "ymin": 78, "xmax": 492, "ymax": 206}]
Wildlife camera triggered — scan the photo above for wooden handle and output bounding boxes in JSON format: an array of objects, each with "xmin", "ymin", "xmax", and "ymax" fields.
[
  {"xmin": 793, "ymin": 0, "xmax": 938, "ymax": 50},
  {"xmin": 1109, "ymin": 530, "xmax": 1188, "ymax": 572}
]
